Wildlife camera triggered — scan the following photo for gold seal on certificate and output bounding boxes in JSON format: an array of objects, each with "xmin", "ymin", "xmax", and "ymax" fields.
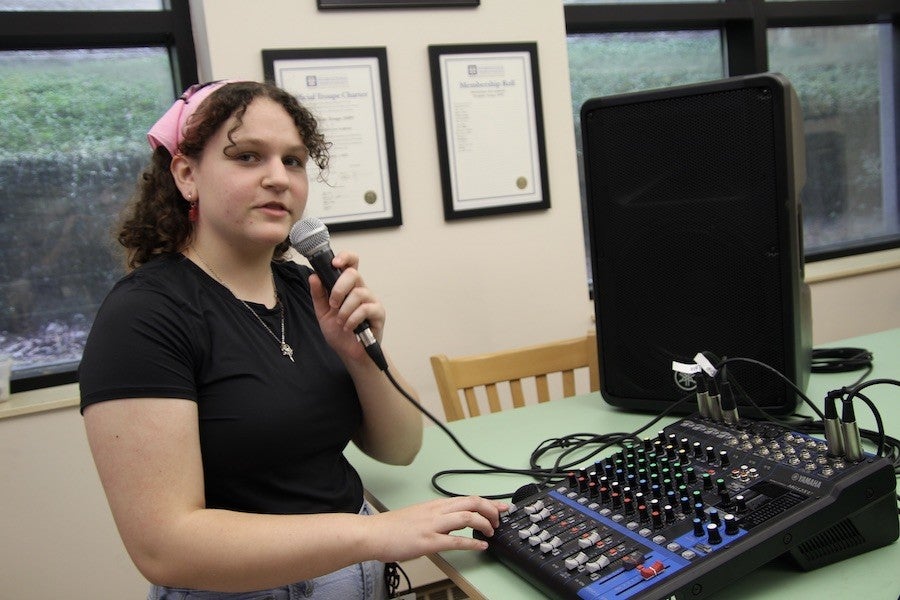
[
  {"xmin": 364, "ymin": 190, "xmax": 377, "ymax": 204},
  {"xmin": 516, "ymin": 176, "xmax": 528, "ymax": 189}
]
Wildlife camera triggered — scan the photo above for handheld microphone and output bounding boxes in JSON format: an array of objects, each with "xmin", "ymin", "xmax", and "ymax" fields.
[{"xmin": 289, "ymin": 217, "xmax": 388, "ymax": 371}]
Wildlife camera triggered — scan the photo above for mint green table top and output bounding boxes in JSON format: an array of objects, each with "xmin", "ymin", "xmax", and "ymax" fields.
[{"xmin": 347, "ymin": 328, "xmax": 900, "ymax": 599}]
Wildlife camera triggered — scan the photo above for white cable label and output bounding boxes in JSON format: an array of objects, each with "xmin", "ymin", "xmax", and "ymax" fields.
[
  {"xmin": 672, "ymin": 361, "xmax": 702, "ymax": 374},
  {"xmin": 693, "ymin": 353, "xmax": 718, "ymax": 377}
]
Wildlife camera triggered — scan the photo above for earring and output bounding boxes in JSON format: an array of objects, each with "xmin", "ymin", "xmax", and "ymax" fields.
[{"xmin": 185, "ymin": 192, "xmax": 198, "ymax": 222}]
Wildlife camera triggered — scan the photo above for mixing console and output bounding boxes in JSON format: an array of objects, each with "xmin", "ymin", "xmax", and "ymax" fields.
[{"xmin": 477, "ymin": 414, "xmax": 898, "ymax": 599}]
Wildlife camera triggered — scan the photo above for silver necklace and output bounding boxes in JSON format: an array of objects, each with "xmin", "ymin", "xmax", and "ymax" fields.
[{"xmin": 192, "ymin": 251, "xmax": 295, "ymax": 363}]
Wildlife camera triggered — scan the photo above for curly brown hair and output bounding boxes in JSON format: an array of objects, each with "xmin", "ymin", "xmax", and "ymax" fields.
[{"xmin": 118, "ymin": 81, "xmax": 330, "ymax": 269}]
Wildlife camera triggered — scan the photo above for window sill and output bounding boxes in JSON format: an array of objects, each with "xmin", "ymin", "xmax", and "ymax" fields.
[
  {"xmin": 805, "ymin": 247, "xmax": 900, "ymax": 284},
  {"xmin": 0, "ymin": 383, "xmax": 79, "ymax": 420}
]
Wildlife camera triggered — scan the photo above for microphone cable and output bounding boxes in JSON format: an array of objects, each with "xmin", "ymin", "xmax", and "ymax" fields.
[
  {"xmin": 383, "ymin": 367, "xmax": 695, "ymax": 499},
  {"xmin": 383, "ymin": 368, "xmax": 577, "ymax": 499}
]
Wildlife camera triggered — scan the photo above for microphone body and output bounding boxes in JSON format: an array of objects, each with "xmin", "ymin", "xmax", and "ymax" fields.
[{"xmin": 290, "ymin": 217, "xmax": 388, "ymax": 371}]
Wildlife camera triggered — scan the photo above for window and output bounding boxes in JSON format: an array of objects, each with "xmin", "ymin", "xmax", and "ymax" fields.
[
  {"xmin": 0, "ymin": 2, "xmax": 198, "ymax": 392},
  {"xmin": 565, "ymin": 0, "xmax": 900, "ymax": 271}
]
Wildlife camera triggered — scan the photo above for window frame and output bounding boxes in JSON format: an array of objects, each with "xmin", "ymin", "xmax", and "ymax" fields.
[
  {"xmin": 1, "ymin": 2, "xmax": 198, "ymax": 393},
  {"xmin": 565, "ymin": 0, "xmax": 900, "ymax": 261}
]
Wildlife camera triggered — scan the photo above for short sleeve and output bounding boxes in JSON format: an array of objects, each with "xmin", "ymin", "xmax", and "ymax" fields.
[{"xmin": 78, "ymin": 279, "xmax": 201, "ymax": 411}]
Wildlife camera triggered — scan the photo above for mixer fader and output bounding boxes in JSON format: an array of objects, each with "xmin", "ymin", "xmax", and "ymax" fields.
[{"xmin": 477, "ymin": 414, "xmax": 898, "ymax": 600}]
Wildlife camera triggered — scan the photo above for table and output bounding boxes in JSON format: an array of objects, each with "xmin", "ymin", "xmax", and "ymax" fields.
[{"xmin": 347, "ymin": 328, "xmax": 900, "ymax": 599}]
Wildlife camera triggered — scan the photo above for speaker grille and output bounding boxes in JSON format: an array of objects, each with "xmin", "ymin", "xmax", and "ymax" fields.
[{"xmin": 583, "ymin": 76, "xmax": 807, "ymax": 414}]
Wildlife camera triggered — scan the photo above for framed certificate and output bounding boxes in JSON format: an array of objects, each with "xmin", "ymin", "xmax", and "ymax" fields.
[
  {"xmin": 263, "ymin": 47, "xmax": 401, "ymax": 231},
  {"xmin": 318, "ymin": 0, "xmax": 478, "ymax": 7},
  {"xmin": 429, "ymin": 42, "xmax": 549, "ymax": 220}
]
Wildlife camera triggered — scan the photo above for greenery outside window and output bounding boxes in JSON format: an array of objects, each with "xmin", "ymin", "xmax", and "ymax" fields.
[{"xmin": 0, "ymin": 2, "xmax": 197, "ymax": 392}]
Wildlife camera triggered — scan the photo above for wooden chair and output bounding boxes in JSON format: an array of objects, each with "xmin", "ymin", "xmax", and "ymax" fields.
[{"xmin": 430, "ymin": 331, "xmax": 600, "ymax": 422}]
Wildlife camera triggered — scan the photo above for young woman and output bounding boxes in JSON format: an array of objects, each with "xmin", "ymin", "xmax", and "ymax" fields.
[{"xmin": 79, "ymin": 80, "xmax": 504, "ymax": 600}]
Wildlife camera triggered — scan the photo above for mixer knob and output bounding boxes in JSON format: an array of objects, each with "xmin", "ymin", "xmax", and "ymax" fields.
[
  {"xmin": 651, "ymin": 510, "xmax": 663, "ymax": 529},
  {"xmin": 692, "ymin": 518, "xmax": 705, "ymax": 537},
  {"xmin": 707, "ymin": 523, "xmax": 723, "ymax": 545},
  {"xmin": 623, "ymin": 497, "xmax": 634, "ymax": 515},
  {"xmin": 680, "ymin": 496, "xmax": 692, "ymax": 513},
  {"xmin": 702, "ymin": 473, "xmax": 713, "ymax": 490},
  {"xmin": 694, "ymin": 502, "xmax": 706, "ymax": 520},
  {"xmin": 686, "ymin": 467, "xmax": 697, "ymax": 483},
  {"xmin": 719, "ymin": 450, "xmax": 730, "ymax": 466},
  {"xmin": 705, "ymin": 446, "xmax": 716, "ymax": 462},
  {"xmin": 611, "ymin": 492, "xmax": 622, "ymax": 509},
  {"xmin": 692, "ymin": 441, "xmax": 703, "ymax": 456},
  {"xmin": 638, "ymin": 504, "xmax": 650, "ymax": 523},
  {"xmin": 666, "ymin": 490, "xmax": 677, "ymax": 506},
  {"xmin": 664, "ymin": 504, "xmax": 676, "ymax": 524},
  {"xmin": 724, "ymin": 514, "xmax": 739, "ymax": 535},
  {"xmin": 719, "ymin": 489, "xmax": 732, "ymax": 506},
  {"xmin": 588, "ymin": 481, "xmax": 598, "ymax": 498},
  {"xmin": 708, "ymin": 509, "xmax": 721, "ymax": 526},
  {"xmin": 599, "ymin": 485, "xmax": 610, "ymax": 504},
  {"xmin": 734, "ymin": 495, "xmax": 747, "ymax": 512}
]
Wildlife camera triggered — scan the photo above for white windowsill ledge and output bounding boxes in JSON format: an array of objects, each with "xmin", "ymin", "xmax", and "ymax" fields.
[{"xmin": 805, "ymin": 246, "xmax": 900, "ymax": 284}]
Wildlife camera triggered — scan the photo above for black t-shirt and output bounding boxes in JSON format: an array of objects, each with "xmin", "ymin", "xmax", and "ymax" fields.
[{"xmin": 79, "ymin": 254, "xmax": 364, "ymax": 515}]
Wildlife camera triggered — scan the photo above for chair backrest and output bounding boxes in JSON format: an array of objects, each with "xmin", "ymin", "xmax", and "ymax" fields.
[{"xmin": 430, "ymin": 331, "xmax": 600, "ymax": 421}]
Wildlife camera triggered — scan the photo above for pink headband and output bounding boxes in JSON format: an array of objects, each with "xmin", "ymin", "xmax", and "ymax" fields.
[{"xmin": 147, "ymin": 79, "xmax": 238, "ymax": 155}]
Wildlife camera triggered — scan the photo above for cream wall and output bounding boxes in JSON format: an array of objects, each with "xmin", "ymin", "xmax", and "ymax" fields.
[
  {"xmin": 191, "ymin": 0, "xmax": 594, "ymax": 418},
  {"xmin": 1, "ymin": 1, "xmax": 898, "ymax": 598}
]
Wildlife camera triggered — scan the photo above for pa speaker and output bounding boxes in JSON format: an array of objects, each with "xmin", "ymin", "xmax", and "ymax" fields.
[{"xmin": 581, "ymin": 73, "xmax": 811, "ymax": 417}]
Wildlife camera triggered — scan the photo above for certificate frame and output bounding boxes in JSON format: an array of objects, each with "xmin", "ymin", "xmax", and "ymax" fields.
[
  {"xmin": 318, "ymin": 0, "xmax": 478, "ymax": 8},
  {"xmin": 429, "ymin": 42, "xmax": 549, "ymax": 221},
  {"xmin": 263, "ymin": 47, "xmax": 401, "ymax": 232}
]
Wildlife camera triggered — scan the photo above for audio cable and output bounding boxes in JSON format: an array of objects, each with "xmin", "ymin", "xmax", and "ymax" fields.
[{"xmin": 381, "ymin": 353, "xmax": 899, "ymax": 509}]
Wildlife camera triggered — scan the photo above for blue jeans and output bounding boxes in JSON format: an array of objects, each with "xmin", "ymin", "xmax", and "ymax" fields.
[{"xmin": 147, "ymin": 502, "xmax": 387, "ymax": 600}]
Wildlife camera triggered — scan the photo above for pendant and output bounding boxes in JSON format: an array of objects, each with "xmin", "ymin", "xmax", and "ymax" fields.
[{"xmin": 281, "ymin": 342, "xmax": 295, "ymax": 363}]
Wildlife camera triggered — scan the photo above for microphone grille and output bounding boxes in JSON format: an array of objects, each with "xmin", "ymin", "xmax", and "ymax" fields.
[{"xmin": 290, "ymin": 217, "xmax": 330, "ymax": 257}]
